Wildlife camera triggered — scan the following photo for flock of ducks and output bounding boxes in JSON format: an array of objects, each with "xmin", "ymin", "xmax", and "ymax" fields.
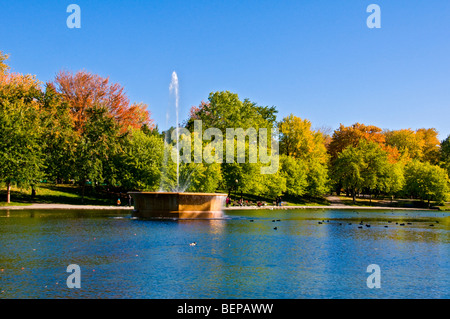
[
  {"xmin": 317, "ymin": 219, "xmax": 439, "ymax": 228},
  {"xmin": 188, "ymin": 217, "xmax": 441, "ymax": 246}
]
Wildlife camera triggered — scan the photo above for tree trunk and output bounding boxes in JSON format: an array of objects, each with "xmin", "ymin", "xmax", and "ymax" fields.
[
  {"xmin": 81, "ymin": 181, "xmax": 86, "ymax": 204},
  {"xmin": 352, "ymin": 188, "xmax": 356, "ymax": 204},
  {"xmin": 6, "ymin": 181, "xmax": 11, "ymax": 203}
]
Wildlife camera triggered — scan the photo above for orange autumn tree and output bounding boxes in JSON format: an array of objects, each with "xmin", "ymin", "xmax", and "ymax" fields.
[
  {"xmin": 54, "ymin": 70, "xmax": 154, "ymax": 133},
  {"xmin": 384, "ymin": 128, "xmax": 441, "ymax": 164},
  {"xmin": 327, "ymin": 123, "xmax": 399, "ymax": 163}
]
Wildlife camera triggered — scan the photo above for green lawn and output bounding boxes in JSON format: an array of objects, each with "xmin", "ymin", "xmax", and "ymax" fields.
[
  {"xmin": 0, "ymin": 184, "xmax": 117, "ymax": 206},
  {"xmin": 0, "ymin": 201, "xmax": 32, "ymax": 207},
  {"xmin": 335, "ymin": 195, "xmax": 444, "ymax": 209},
  {"xmin": 225, "ymin": 191, "xmax": 330, "ymax": 207}
]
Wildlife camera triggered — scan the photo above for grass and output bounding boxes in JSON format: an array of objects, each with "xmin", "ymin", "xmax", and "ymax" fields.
[
  {"xmin": 0, "ymin": 201, "xmax": 32, "ymax": 207},
  {"xmin": 2, "ymin": 184, "xmax": 448, "ymax": 210},
  {"xmin": 0, "ymin": 184, "xmax": 119, "ymax": 206},
  {"xmin": 335, "ymin": 195, "xmax": 442, "ymax": 209},
  {"xmin": 225, "ymin": 191, "xmax": 330, "ymax": 207},
  {"xmin": 438, "ymin": 203, "xmax": 450, "ymax": 211}
]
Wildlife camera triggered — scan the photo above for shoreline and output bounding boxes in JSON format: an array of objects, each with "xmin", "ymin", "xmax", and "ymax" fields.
[
  {"xmin": 224, "ymin": 205, "xmax": 435, "ymax": 211},
  {"xmin": 0, "ymin": 203, "xmax": 437, "ymax": 211},
  {"xmin": 0, "ymin": 203, "xmax": 134, "ymax": 210}
]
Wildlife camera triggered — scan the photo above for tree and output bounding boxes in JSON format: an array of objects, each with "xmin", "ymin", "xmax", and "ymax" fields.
[
  {"xmin": 54, "ymin": 70, "xmax": 153, "ymax": 133},
  {"xmin": 280, "ymin": 155, "xmax": 308, "ymax": 197},
  {"xmin": 0, "ymin": 51, "xmax": 10, "ymax": 76},
  {"xmin": 384, "ymin": 128, "xmax": 424, "ymax": 160},
  {"xmin": 384, "ymin": 128, "xmax": 440, "ymax": 164},
  {"xmin": 186, "ymin": 91, "xmax": 276, "ymax": 132},
  {"xmin": 39, "ymin": 83, "xmax": 77, "ymax": 183},
  {"xmin": 279, "ymin": 114, "xmax": 326, "ymax": 161},
  {"xmin": 278, "ymin": 114, "xmax": 329, "ymax": 197},
  {"xmin": 441, "ymin": 135, "xmax": 450, "ymax": 176},
  {"xmin": 185, "ymin": 91, "xmax": 280, "ymax": 195},
  {"xmin": 416, "ymin": 128, "xmax": 440, "ymax": 164},
  {"xmin": 72, "ymin": 106, "xmax": 123, "ymax": 201},
  {"xmin": 114, "ymin": 128, "xmax": 164, "ymax": 191},
  {"xmin": 332, "ymin": 140, "xmax": 391, "ymax": 203},
  {"xmin": 378, "ymin": 161, "xmax": 405, "ymax": 199},
  {"xmin": 0, "ymin": 73, "xmax": 44, "ymax": 203},
  {"xmin": 327, "ymin": 123, "xmax": 386, "ymax": 162},
  {"xmin": 404, "ymin": 160, "xmax": 449, "ymax": 206}
]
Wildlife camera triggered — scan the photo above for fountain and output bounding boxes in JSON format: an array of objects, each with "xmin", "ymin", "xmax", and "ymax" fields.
[{"xmin": 129, "ymin": 72, "xmax": 227, "ymax": 219}]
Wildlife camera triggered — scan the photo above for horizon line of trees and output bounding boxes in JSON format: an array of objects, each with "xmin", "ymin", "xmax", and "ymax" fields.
[{"xmin": 1, "ymin": 51, "xmax": 449, "ymax": 205}]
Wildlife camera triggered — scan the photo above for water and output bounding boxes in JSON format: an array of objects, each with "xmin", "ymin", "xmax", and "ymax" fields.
[{"xmin": 0, "ymin": 209, "xmax": 448, "ymax": 299}]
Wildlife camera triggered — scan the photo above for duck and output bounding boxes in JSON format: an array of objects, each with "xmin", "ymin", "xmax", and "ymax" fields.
[
  {"xmin": 273, "ymin": 227, "xmax": 278, "ymax": 230},
  {"xmin": 189, "ymin": 242, "xmax": 197, "ymax": 246}
]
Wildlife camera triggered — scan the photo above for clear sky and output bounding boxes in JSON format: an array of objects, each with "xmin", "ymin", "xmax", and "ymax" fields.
[{"xmin": 1, "ymin": 0, "xmax": 449, "ymax": 139}]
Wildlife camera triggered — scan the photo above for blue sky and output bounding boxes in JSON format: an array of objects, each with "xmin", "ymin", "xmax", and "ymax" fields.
[{"xmin": 1, "ymin": 0, "xmax": 449, "ymax": 139}]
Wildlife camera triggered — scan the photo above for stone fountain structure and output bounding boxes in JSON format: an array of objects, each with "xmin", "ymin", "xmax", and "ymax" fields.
[{"xmin": 129, "ymin": 192, "xmax": 227, "ymax": 219}]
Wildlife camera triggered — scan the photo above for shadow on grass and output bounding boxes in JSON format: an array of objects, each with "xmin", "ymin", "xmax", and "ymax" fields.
[
  {"xmin": 226, "ymin": 191, "xmax": 330, "ymax": 206},
  {"xmin": 337, "ymin": 196, "xmax": 435, "ymax": 209},
  {"xmin": 0, "ymin": 184, "xmax": 115, "ymax": 206}
]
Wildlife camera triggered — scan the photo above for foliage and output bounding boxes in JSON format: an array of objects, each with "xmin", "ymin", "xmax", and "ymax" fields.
[
  {"xmin": 114, "ymin": 128, "xmax": 164, "ymax": 191},
  {"xmin": 441, "ymin": 135, "xmax": 450, "ymax": 176},
  {"xmin": 278, "ymin": 114, "xmax": 329, "ymax": 197},
  {"xmin": 332, "ymin": 140, "xmax": 395, "ymax": 202},
  {"xmin": 404, "ymin": 160, "xmax": 449, "ymax": 205},
  {"xmin": 327, "ymin": 123, "xmax": 386, "ymax": 161},
  {"xmin": 0, "ymin": 51, "xmax": 10, "ymax": 75},
  {"xmin": 0, "ymin": 73, "xmax": 44, "ymax": 202},
  {"xmin": 54, "ymin": 70, "xmax": 153, "ymax": 132},
  {"xmin": 280, "ymin": 155, "xmax": 308, "ymax": 197},
  {"xmin": 385, "ymin": 128, "xmax": 440, "ymax": 164}
]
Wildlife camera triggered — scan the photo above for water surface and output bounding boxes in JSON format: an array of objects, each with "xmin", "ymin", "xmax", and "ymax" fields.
[{"xmin": 0, "ymin": 209, "xmax": 448, "ymax": 298}]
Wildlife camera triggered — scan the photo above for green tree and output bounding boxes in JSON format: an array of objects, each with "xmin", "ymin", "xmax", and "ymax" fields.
[
  {"xmin": 278, "ymin": 114, "xmax": 329, "ymax": 197},
  {"xmin": 0, "ymin": 74, "xmax": 44, "ymax": 203},
  {"xmin": 186, "ymin": 91, "xmax": 276, "ymax": 132},
  {"xmin": 39, "ymin": 83, "xmax": 77, "ymax": 183},
  {"xmin": 280, "ymin": 155, "xmax": 308, "ymax": 197},
  {"xmin": 185, "ymin": 91, "xmax": 280, "ymax": 196},
  {"xmin": 440, "ymin": 135, "xmax": 450, "ymax": 176},
  {"xmin": 73, "ymin": 106, "xmax": 122, "ymax": 201},
  {"xmin": 332, "ymin": 141, "xmax": 391, "ymax": 203},
  {"xmin": 404, "ymin": 160, "xmax": 449, "ymax": 206},
  {"xmin": 114, "ymin": 128, "xmax": 164, "ymax": 191}
]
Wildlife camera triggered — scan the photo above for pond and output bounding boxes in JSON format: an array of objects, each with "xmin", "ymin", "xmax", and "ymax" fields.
[{"xmin": 0, "ymin": 208, "xmax": 448, "ymax": 299}]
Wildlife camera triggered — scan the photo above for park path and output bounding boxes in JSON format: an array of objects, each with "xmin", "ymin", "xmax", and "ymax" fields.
[{"xmin": 325, "ymin": 196, "xmax": 346, "ymax": 206}]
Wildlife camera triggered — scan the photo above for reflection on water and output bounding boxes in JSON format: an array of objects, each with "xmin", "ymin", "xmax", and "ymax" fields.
[{"xmin": 0, "ymin": 209, "xmax": 448, "ymax": 298}]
